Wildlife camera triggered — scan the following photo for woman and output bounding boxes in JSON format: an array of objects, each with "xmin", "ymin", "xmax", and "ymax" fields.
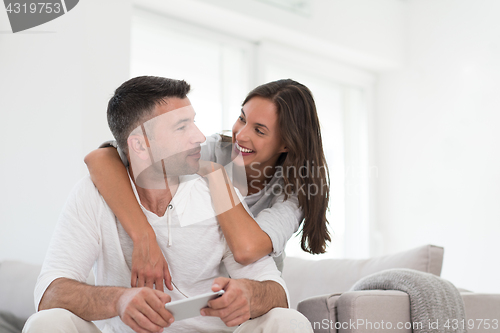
[{"xmin": 84, "ymin": 79, "xmax": 330, "ymax": 292}]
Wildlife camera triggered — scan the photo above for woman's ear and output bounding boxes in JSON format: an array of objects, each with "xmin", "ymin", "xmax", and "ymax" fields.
[{"xmin": 127, "ymin": 135, "xmax": 150, "ymax": 161}]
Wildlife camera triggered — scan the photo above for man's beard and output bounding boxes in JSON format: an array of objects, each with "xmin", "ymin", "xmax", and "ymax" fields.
[{"xmin": 134, "ymin": 152, "xmax": 199, "ymax": 189}]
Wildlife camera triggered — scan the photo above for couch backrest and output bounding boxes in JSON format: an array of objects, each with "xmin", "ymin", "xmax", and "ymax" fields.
[
  {"xmin": 1, "ymin": 245, "xmax": 444, "ymax": 317},
  {"xmin": 0, "ymin": 261, "xmax": 41, "ymax": 320},
  {"xmin": 282, "ymin": 244, "xmax": 444, "ymax": 309},
  {"xmin": 0, "ymin": 261, "xmax": 95, "ymax": 320}
]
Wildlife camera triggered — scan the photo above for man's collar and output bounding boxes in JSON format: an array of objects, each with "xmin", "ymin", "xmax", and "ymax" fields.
[{"xmin": 126, "ymin": 170, "xmax": 200, "ymax": 220}]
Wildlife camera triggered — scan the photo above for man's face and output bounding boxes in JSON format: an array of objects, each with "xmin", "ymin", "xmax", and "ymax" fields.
[{"xmin": 129, "ymin": 98, "xmax": 206, "ymax": 181}]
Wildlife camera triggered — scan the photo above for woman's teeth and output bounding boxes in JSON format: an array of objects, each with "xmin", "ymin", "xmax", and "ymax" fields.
[{"xmin": 236, "ymin": 142, "xmax": 254, "ymax": 153}]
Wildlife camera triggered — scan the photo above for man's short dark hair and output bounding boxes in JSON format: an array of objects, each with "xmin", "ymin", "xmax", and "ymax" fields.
[{"xmin": 107, "ymin": 76, "xmax": 191, "ymax": 153}]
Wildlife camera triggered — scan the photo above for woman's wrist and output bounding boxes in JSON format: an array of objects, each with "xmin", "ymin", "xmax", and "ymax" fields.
[
  {"xmin": 204, "ymin": 163, "xmax": 226, "ymax": 182},
  {"xmin": 197, "ymin": 161, "xmax": 224, "ymax": 179},
  {"xmin": 129, "ymin": 220, "xmax": 156, "ymax": 244}
]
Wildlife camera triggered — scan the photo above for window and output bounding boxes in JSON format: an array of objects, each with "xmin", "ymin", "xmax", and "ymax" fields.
[
  {"xmin": 130, "ymin": 9, "xmax": 373, "ymax": 260},
  {"xmin": 258, "ymin": 43, "xmax": 373, "ymax": 259},
  {"xmin": 131, "ymin": 9, "xmax": 254, "ymax": 135}
]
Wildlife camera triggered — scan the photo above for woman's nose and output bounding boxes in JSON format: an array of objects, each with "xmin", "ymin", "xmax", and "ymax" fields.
[{"xmin": 235, "ymin": 125, "xmax": 250, "ymax": 142}]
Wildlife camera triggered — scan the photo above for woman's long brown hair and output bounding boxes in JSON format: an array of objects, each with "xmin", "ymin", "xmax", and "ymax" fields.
[{"xmin": 242, "ymin": 79, "xmax": 331, "ymax": 254}]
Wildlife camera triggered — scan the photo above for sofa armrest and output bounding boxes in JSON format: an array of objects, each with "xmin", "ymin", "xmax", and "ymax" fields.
[
  {"xmin": 297, "ymin": 293, "xmax": 342, "ymax": 333},
  {"xmin": 303, "ymin": 291, "xmax": 500, "ymax": 333},
  {"xmin": 461, "ymin": 292, "xmax": 500, "ymax": 333},
  {"xmin": 336, "ymin": 290, "xmax": 411, "ymax": 333}
]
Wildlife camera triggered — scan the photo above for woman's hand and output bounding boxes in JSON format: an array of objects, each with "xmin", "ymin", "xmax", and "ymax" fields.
[{"xmin": 131, "ymin": 232, "xmax": 173, "ymax": 292}]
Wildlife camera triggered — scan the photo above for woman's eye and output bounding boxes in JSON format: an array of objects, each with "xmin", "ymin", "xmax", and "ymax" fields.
[
  {"xmin": 238, "ymin": 115, "xmax": 246, "ymax": 122},
  {"xmin": 177, "ymin": 126, "xmax": 186, "ymax": 131},
  {"xmin": 256, "ymin": 128, "xmax": 264, "ymax": 135}
]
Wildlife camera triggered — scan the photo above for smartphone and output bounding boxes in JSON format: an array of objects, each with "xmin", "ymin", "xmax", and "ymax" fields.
[{"xmin": 164, "ymin": 290, "xmax": 225, "ymax": 321}]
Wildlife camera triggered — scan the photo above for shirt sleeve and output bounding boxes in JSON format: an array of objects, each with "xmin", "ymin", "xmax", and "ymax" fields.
[
  {"xmin": 254, "ymin": 193, "xmax": 303, "ymax": 257},
  {"xmin": 222, "ymin": 244, "xmax": 290, "ymax": 308},
  {"xmin": 34, "ymin": 177, "xmax": 102, "ymax": 311}
]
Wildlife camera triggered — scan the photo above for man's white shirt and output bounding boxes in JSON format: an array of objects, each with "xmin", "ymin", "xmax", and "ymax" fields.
[{"xmin": 35, "ymin": 174, "xmax": 288, "ymax": 333}]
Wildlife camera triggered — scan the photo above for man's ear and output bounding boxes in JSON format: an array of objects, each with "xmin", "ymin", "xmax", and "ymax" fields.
[{"xmin": 127, "ymin": 135, "xmax": 150, "ymax": 161}]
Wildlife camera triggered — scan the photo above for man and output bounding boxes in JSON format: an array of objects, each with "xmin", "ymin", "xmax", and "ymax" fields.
[{"xmin": 23, "ymin": 76, "xmax": 313, "ymax": 333}]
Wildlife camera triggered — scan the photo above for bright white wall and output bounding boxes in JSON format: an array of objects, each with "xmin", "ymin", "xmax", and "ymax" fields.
[
  {"xmin": 1, "ymin": 0, "xmax": 404, "ymax": 266},
  {"xmin": 202, "ymin": 0, "xmax": 406, "ymax": 68},
  {"xmin": 138, "ymin": 0, "xmax": 406, "ymax": 70},
  {"xmin": 7, "ymin": 0, "xmax": 496, "ymax": 295},
  {"xmin": 0, "ymin": 0, "xmax": 131, "ymax": 264},
  {"xmin": 377, "ymin": 0, "xmax": 500, "ymax": 293},
  {"xmin": 5, "ymin": 0, "xmax": 495, "ymax": 295}
]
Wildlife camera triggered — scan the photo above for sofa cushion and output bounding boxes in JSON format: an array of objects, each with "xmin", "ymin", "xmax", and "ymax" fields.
[
  {"xmin": 0, "ymin": 261, "xmax": 95, "ymax": 321},
  {"xmin": 0, "ymin": 261, "xmax": 41, "ymax": 320},
  {"xmin": 283, "ymin": 244, "xmax": 444, "ymax": 309}
]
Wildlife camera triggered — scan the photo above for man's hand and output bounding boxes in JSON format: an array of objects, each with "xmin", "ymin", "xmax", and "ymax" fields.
[
  {"xmin": 201, "ymin": 277, "xmax": 288, "ymax": 327},
  {"xmin": 200, "ymin": 277, "xmax": 251, "ymax": 327},
  {"xmin": 131, "ymin": 232, "xmax": 173, "ymax": 292},
  {"xmin": 117, "ymin": 287, "xmax": 174, "ymax": 333}
]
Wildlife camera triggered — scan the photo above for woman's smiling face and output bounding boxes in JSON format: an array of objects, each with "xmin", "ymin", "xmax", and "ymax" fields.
[{"xmin": 231, "ymin": 96, "xmax": 287, "ymax": 171}]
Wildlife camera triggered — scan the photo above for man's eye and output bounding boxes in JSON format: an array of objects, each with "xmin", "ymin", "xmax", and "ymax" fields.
[{"xmin": 177, "ymin": 126, "xmax": 186, "ymax": 131}]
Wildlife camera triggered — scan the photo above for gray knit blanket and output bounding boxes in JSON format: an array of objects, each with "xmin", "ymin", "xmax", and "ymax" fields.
[{"xmin": 351, "ymin": 269, "xmax": 467, "ymax": 333}]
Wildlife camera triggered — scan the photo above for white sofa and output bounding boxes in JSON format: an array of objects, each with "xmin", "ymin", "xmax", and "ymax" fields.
[
  {"xmin": 1, "ymin": 244, "xmax": 499, "ymax": 333},
  {"xmin": 283, "ymin": 244, "xmax": 500, "ymax": 333}
]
